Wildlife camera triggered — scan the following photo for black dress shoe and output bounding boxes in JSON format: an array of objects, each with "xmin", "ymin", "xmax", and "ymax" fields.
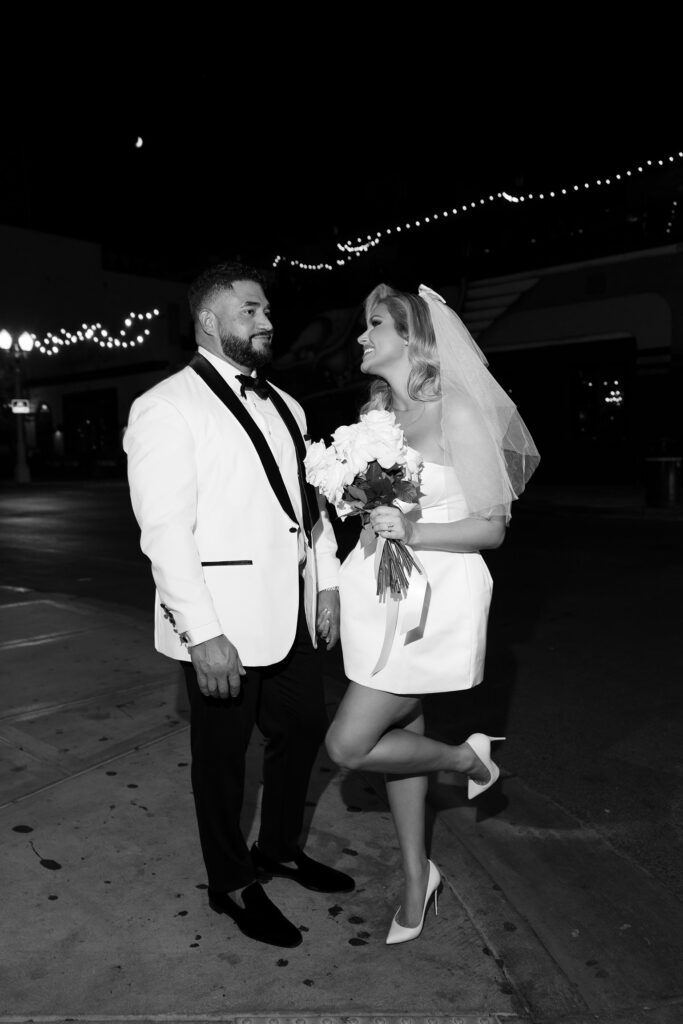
[
  {"xmin": 251, "ymin": 842, "xmax": 355, "ymax": 894},
  {"xmin": 208, "ymin": 882, "xmax": 302, "ymax": 948}
]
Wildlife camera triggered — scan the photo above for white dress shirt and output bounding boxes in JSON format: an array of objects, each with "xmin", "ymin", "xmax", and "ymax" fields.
[{"xmin": 198, "ymin": 348, "xmax": 307, "ymax": 564}]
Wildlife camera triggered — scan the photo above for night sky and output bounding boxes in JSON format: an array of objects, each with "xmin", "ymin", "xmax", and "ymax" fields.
[{"xmin": 3, "ymin": 32, "xmax": 680, "ymax": 303}]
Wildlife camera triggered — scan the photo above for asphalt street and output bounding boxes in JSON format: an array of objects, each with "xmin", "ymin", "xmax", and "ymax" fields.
[
  {"xmin": 1, "ymin": 480, "xmax": 683, "ymax": 1022},
  {"xmin": 1, "ymin": 480, "xmax": 681, "ymax": 902}
]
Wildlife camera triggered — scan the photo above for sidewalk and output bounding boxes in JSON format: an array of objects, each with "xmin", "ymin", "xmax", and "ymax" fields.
[{"xmin": 1, "ymin": 590, "xmax": 682, "ymax": 1023}]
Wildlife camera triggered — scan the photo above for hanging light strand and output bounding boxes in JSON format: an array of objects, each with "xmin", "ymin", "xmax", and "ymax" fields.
[
  {"xmin": 29, "ymin": 308, "xmax": 162, "ymax": 357},
  {"xmin": 272, "ymin": 151, "xmax": 683, "ymax": 272},
  {"xmin": 666, "ymin": 197, "xmax": 679, "ymax": 235}
]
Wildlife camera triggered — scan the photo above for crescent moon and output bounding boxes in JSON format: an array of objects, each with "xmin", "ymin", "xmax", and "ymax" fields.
[{"xmin": 135, "ymin": 136, "xmax": 143, "ymax": 149}]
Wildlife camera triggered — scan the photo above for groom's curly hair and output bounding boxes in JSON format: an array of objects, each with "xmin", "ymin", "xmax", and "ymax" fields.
[{"xmin": 187, "ymin": 261, "xmax": 269, "ymax": 322}]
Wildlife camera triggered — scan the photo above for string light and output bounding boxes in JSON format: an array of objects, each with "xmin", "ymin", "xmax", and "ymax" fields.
[
  {"xmin": 30, "ymin": 308, "xmax": 161, "ymax": 356},
  {"xmin": 272, "ymin": 151, "xmax": 683, "ymax": 272},
  {"xmin": 666, "ymin": 198, "xmax": 679, "ymax": 235}
]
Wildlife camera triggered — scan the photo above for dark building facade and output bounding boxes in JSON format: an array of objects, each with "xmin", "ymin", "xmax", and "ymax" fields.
[{"xmin": 1, "ymin": 224, "xmax": 680, "ymax": 494}]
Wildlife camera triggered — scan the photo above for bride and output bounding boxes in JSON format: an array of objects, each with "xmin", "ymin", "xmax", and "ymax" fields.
[{"xmin": 323, "ymin": 283, "xmax": 539, "ymax": 945}]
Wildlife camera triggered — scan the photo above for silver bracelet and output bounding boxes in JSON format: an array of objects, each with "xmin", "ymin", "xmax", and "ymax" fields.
[{"xmin": 318, "ymin": 586, "xmax": 339, "ymax": 592}]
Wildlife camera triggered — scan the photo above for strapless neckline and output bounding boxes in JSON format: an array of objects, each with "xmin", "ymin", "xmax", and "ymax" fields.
[{"xmin": 407, "ymin": 445, "xmax": 445, "ymax": 469}]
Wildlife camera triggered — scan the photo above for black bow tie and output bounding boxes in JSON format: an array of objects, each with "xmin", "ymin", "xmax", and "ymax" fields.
[{"xmin": 235, "ymin": 373, "xmax": 271, "ymax": 401}]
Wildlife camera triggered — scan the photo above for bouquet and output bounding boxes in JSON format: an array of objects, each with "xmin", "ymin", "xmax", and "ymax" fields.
[{"xmin": 305, "ymin": 410, "xmax": 423, "ymax": 597}]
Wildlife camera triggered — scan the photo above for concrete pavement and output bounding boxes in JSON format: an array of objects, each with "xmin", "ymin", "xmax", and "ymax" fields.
[{"xmin": 1, "ymin": 587, "xmax": 683, "ymax": 1023}]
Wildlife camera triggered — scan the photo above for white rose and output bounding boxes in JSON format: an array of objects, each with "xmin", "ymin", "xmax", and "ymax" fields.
[
  {"xmin": 362, "ymin": 409, "xmax": 405, "ymax": 461},
  {"xmin": 374, "ymin": 441, "xmax": 406, "ymax": 470},
  {"xmin": 304, "ymin": 440, "xmax": 329, "ymax": 483},
  {"xmin": 341, "ymin": 462, "xmax": 360, "ymax": 486},
  {"xmin": 404, "ymin": 446, "xmax": 424, "ymax": 480},
  {"xmin": 341, "ymin": 447, "xmax": 369, "ymax": 480},
  {"xmin": 361, "ymin": 409, "xmax": 396, "ymax": 434},
  {"xmin": 350, "ymin": 428, "xmax": 380, "ymax": 464},
  {"xmin": 320, "ymin": 454, "xmax": 348, "ymax": 505},
  {"xmin": 331, "ymin": 422, "xmax": 360, "ymax": 453}
]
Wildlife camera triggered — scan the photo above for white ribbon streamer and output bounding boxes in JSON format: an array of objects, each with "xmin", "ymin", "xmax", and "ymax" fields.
[{"xmin": 370, "ymin": 538, "xmax": 428, "ymax": 676}]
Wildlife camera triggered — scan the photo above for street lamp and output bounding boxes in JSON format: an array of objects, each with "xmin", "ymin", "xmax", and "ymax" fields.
[{"xmin": 0, "ymin": 329, "xmax": 35, "ymax": 483}]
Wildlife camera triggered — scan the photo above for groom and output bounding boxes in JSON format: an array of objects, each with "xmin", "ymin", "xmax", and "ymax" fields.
[{"xmin": 124, "ymin": 261, "xmax": 353, "ymax": 948}]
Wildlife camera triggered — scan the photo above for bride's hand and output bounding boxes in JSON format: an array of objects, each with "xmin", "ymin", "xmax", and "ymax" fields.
[
  {"xmin": 316, "ymin": 588, "xmax": 340, "ymax": 649},
  {"xmin": 369, "ymin": 505, "xmax": 414, "ymax": 544}
]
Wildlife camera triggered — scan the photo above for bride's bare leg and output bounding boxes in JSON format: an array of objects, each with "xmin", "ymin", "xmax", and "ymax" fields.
[
  {"xmin": 384, "ymin": 708, "xmax": 431, "ymax": 927},
  {"xmin": 326, "ymin": 682, "xmax": 490, "ymax": 782}
]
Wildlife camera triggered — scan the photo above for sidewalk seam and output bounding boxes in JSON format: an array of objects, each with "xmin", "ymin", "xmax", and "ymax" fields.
[{"xmin": 0, "ymin": 724, "xmax": 188, "ymax": 809}]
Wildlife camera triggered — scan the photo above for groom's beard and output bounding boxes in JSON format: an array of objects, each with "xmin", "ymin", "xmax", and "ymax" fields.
[{"xmin": 219, "ymin": 328, "xmax": 273, "ymax": 371}]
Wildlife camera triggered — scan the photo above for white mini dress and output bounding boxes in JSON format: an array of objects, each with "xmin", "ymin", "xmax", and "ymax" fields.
[{"xmin": 339, "ymin": 461, "xmax": 493, "ymax": 694}]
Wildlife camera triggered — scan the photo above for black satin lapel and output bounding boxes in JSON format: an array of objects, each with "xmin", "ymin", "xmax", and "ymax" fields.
[
  {"xmin": 264, "ymin": 386, "xmax": 320, "ymax": 537},
  {"xmin": 189, "ymin": 354, "xmax": 299, "ymax": 528}
]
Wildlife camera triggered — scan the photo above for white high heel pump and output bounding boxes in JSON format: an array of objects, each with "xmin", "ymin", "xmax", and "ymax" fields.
[
  {"xmin": 385, "ymin": 859, "xmax": 442, "ymax": 945},
  {"xmin": 464, "ymin": 733, "xmax": 505, "ymax": 799}
]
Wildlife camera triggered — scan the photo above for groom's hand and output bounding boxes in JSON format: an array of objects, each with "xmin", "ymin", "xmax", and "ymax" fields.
[
  {"xmin": 190, "ymin": 634, "xmax": 246, "ymax": 699},
  {"xmin": 317, "ymin": 589, "xmax": 340, "ymax": 650}
]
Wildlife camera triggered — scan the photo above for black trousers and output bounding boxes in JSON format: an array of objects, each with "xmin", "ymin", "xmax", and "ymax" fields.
[{"xmin": 182, "ymin": 590, "xmax": 328, "ymax": 892}]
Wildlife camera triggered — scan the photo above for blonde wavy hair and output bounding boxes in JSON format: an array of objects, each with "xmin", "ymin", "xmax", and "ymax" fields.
[{"xmin": 360, "ymin": 283, "xmax": 441, "ymax": 414}]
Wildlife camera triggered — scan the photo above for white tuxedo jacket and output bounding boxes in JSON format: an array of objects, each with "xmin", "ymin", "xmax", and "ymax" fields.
[{"xmin": 123, "ymin": 355, "xmax": 339, "ymax": 665}]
